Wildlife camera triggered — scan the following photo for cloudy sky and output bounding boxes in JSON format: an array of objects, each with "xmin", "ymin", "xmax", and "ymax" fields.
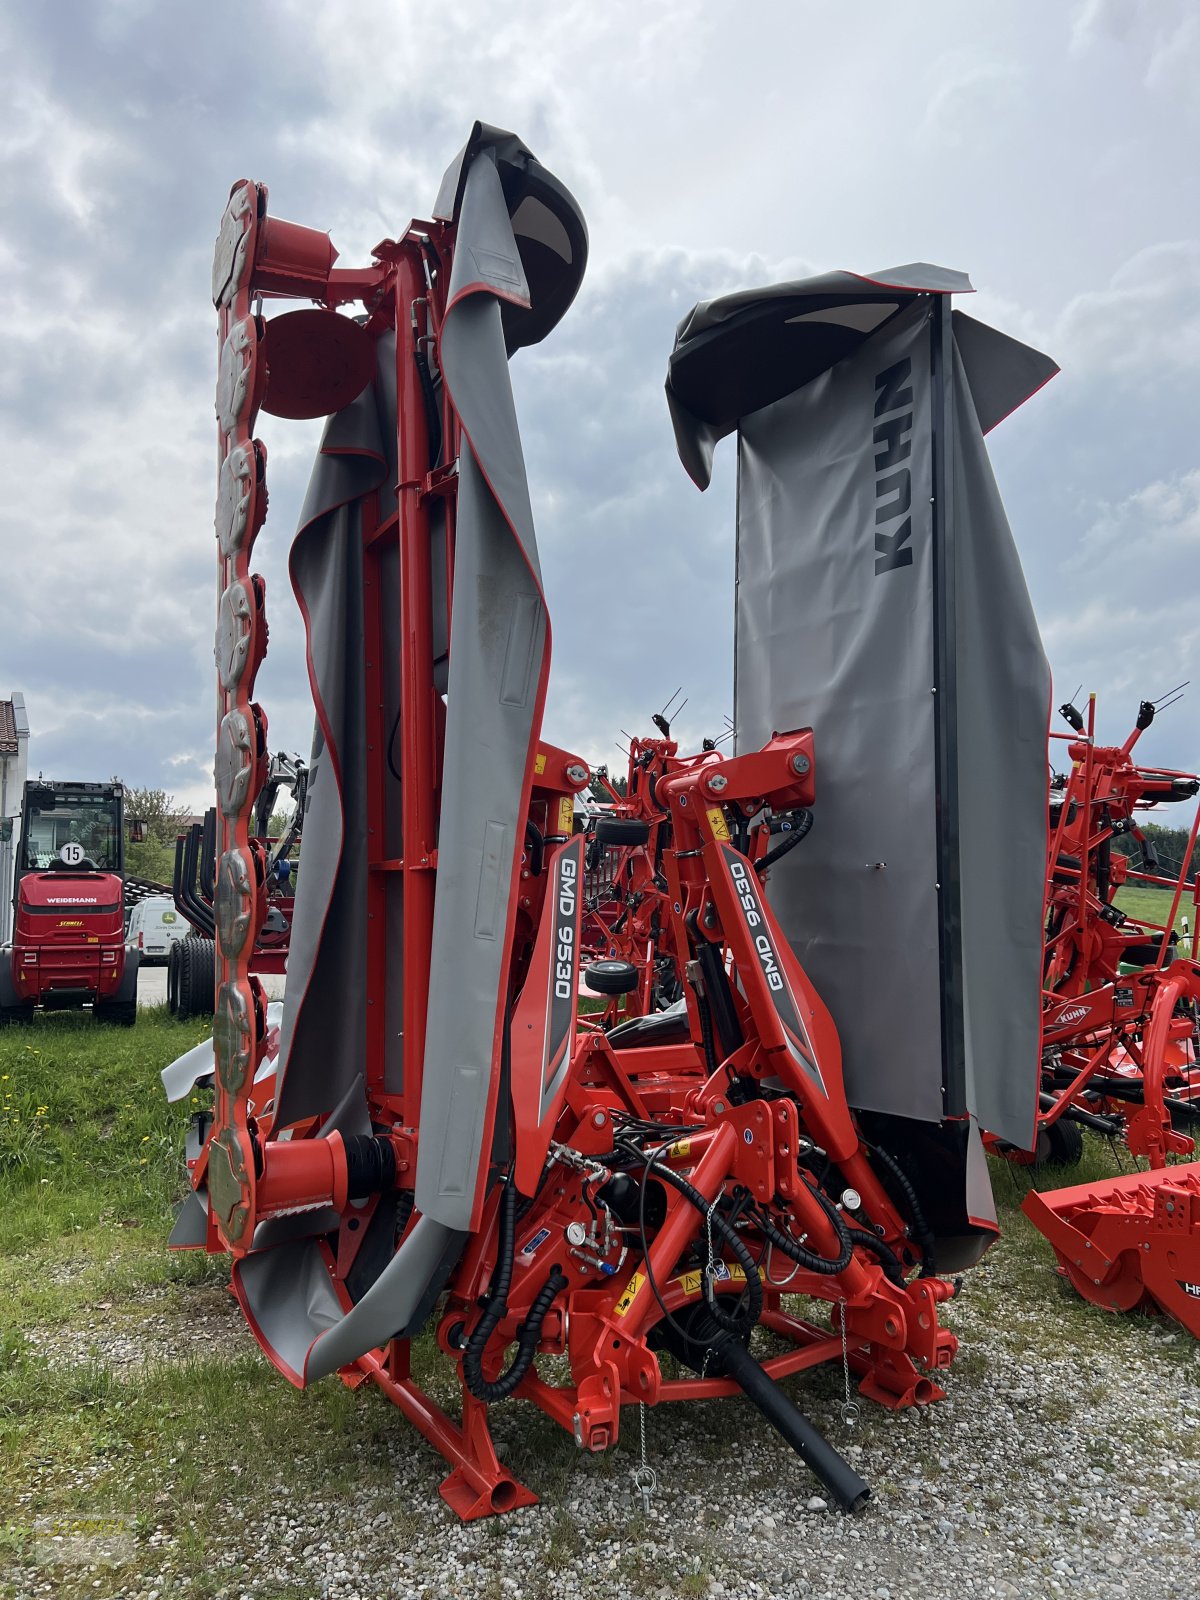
[{"xmin": 1, "ymin": 0, "xmax": 1197, "ymax": 811}]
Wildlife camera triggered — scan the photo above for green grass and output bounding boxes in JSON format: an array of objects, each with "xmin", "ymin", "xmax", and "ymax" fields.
[
  {"xmin": 2, "ymin": 1004, "xmax": 1197, "ymax": 1598},
  {"xmin": 0, "ymin": 1006, "xmax": 212, "ymax": 1253},
  {"xmin": 1114, "ymin": 881, "xmax": 1187, "ymax": 932}
]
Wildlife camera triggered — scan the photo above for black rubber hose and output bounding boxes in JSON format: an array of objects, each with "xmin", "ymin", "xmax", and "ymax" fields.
[
  {"xmin": 758, "ymin": 1189, "xmax": 853, "ymax": 1276},
  {"xmin": 695, "ymin": 987, "xmax": 720, "ymax": 1077},
  {"xmin": 524, "ymin": 819, "xmax": 545, "ymax": 878},
  {"xmin": 715, "ymin": 1333, "xmax": 871, "ymax": 1513},
  {"xmin": 754, "ymin": 809, "xmax": 814, "ymax": 875},
  {"xmin": 862, "ymin": 1141, "xmax": 936, "ymax": 1276},
  {"xmin": 463, "ymin": 1266, "xmax": 569, "ymax": 1403},
  {"xmin": 462, "ymin": 1184, "xmax": 518, "ymax": 1400},
  {"xmin": 640, "ymin": 1153, "xmax": 764, "ymax": 1332},
  {"xmin": 414, "ymin": 347, "xmax": 443, "ymax": 463},
  {"xmin": 844, "ymin": 1227, "xmax": 907, "ymax": 1289}
]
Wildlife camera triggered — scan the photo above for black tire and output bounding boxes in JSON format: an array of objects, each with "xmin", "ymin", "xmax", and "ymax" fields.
[
  {"xmin": 0, "ymin": 1003, "xmax": 34, "ymax": 1026},
  {"xmin": 167, "ymin": 942, "xmax": 182, "ymax": 1016},
  {"xmin": 1044, "ymin": 1118, "xmax": 1084, "ymax": 1168},
  {"xmin": 94, "ymin": 1000, "xmax": 137, "ymax": 1028},
  {"xmin": 176, "ymin": 936, "xmax": 216, "ymax": 1019},
  {"xmin": 584, "ymin": 959, "xmax": 640, "ymax": 996},
  {"xmin": 593, "ymin": 817, "xmax": 650, "ymax": 847}
]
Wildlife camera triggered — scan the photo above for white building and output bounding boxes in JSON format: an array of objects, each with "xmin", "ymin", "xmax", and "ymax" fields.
[{"xmin": 0, "ymin": 693, "xmax": 30, "ymax": 946}]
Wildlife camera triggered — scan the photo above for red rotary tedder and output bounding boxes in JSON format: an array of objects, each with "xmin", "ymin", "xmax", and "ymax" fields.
[
  {"xmin": 1019, "ymin": 694, "xmax": 1200, "ymax": 1334},
  {"xmin": 175, "ymin": 126, "xmax": 976, "ymax": 1521}
]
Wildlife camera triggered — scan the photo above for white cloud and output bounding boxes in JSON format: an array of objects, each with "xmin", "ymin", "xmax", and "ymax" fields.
[
  {"xmin": 1072, "ymin": 0, "xmax": 1200, "ymax": 101},
  {"xmin": 1055, "ymin": 242, "xmax": 1200, "ymax": 377},
  {"xmin": 1039, "ymin": 471, "xmax": 1200, "ymax": 765},
  {"xmin": 0, "ymin": 0, "xmax": 1196, "ymax": 814}
]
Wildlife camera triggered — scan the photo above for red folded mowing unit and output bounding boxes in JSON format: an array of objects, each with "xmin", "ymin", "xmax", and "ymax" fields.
[{"xmin": 166, "ymin": 125, "xmax": 1059, "ymax": 1517}]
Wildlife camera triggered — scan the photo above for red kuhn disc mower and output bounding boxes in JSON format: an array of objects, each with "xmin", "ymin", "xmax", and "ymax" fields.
[
  {"xmin": 1018, "ymin": 693, "xmax": 1200, "ymax": 1333},
  {"xmin": 165, "ymin": 124, "xmax": 1062, "ymax": 1519}
]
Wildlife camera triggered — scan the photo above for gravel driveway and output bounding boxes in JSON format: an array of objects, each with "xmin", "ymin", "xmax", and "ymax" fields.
[{"xmin": 16, "ymin": 1213, "xmax": 1200, "ymax": 1600}]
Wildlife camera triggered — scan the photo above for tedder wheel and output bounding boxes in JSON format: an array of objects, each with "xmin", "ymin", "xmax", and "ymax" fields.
[
  {"xmin": 1016, "ymin": 1116, "xmax": 1085, "ymax": 1169},
  {"xmin": 175, "ymin": 937, "xmax": 216, "ymax": 1020},
  {"xmin": 0, "ymin": 1003, "xmax": 34, "ymax": 1026},
  {"xmin": 1043, "ymin": 1117, "xmax": 1084, "ymax": 1168},
  {"xmin": 584, "ymin": 959, "xmax": 640, "ymax": 996},
  {"xmin": 593, "ymin": 816, "xmax": 651, "ymax": 847}
]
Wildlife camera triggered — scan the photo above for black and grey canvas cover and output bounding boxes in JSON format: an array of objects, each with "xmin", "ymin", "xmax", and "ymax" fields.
[{"xmin": 667, "ymin": 268, "xmax": 1056, "ymax": 1254}]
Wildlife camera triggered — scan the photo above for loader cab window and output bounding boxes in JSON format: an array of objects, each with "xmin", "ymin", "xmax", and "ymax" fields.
[{"xmin": 22, "ymin": 787, "xmax": 123, "ymax": 872}]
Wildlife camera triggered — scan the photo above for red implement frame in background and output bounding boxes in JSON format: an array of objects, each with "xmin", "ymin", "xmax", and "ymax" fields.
[{"xmin": 1018, "ymin": 694, "xmax": 1200, "ymax": 1335}]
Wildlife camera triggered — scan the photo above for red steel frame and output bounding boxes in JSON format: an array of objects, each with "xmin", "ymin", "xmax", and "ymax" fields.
[
  {"xmin": 189, "ymin": 175, "xmax": 976, "ymax": 1518},
  {"xmin": 1019, "ymin": 695, "xmax": 1200, "ymax": 1335},
  {"xmin": 1017, "ymin": 695, "xmax": 1200, "ymax": 1164}
]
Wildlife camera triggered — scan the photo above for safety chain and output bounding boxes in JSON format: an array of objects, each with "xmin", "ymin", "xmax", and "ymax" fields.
[
  {"xmin": 702, "ymin": 1194, "xmax": 719, "ymax": 1301},
  {"xmin": 631, "ymin": 1400, "xmax": 657, "ymax": 1516},
  {"xmin": 837, "ymin": 1300, "xmax": 860, "ymax": 1425}
]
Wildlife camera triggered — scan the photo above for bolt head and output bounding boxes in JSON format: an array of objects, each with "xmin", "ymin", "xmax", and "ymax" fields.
[
  {"xmin": 707, "ymin": 772, "xmax": 729, "ymax": 793},
  {"xmin": 565, "ymin": 763, "xmax": 589, "ymax": 786},
  {"xmin": 790, "ymin": 752, "xmax": 811, "ymax": 776}
]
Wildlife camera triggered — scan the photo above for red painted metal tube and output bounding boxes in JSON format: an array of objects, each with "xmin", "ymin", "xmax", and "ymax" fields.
[
  {"xmin": 613, "ymin": 1121, "xmax": 737, "ymax": 1339},
  {"xmin": 395, "ymin": 242, "xmax": 437, "ymax": 1120}
]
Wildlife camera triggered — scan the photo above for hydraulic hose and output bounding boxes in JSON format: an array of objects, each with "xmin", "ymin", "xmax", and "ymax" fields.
[
  {"xmin": 462, "ymin": 1183, "xmax": 517, "ymax": 1400},
  {"xmin": 715, "ymin": 1334, "xmax": 870, "ymax": 1513},
  {"xmin": 844, "ymin": 1226, "xmax": 907, "ymax": 1289},
  {"xmin": 695, "ymin": 987, "xmax": 720, "ymax": 1077},
  {"xmin": 463, "ymin": 1266, "xmax": 569, "ymax": 1404},
  {"xmin": 862, "ymin": 1141, "xmax": 936, "ymax": 1276},
  {"xmin": 757, "ymin": 1186, "xmax": 853, "ymax": 1276},
  {"xmin": 524, "ymin": 819, "xmax": 545, "ymax": 877},
  {"xmin": 754, "ymin": 809, "xmax": 814, "ymax": 875},
  {"xmin": 628, "ymin": 1145, "xmax": 764, "ymax": 1333}
]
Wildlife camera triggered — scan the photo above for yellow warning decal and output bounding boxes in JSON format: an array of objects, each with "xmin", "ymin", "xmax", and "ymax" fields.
[
  {"xmin": 613, "ymin": 1270, "xmax": 645, "ymax": 1316},
  {"xmin": 534, "ymin": 753, "xmax": 547, "ymax": 776},
  {"xmin": 558, "ymin": 795, "xmax": 575, "ymax": 834},
  {"xmin": 672, "ymin": 1263, "xmax": 746, "ymax": 1297},
  {"xmin": 666, "ymin": 1137, "xmax": 692, "ymax": 1160},
  {"xmin": 706, "ymin": 807, "xmax": 730, "ymax": 842}
]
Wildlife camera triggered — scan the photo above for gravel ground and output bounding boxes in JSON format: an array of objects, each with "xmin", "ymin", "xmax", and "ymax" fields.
[
  {"xmin": 11, "ymin": 1245, "xmax": 1200, "ymax": 1600},
  {"xmin": 20, "ymin": 1279, "xmax": 243, "ymax": 1372}
]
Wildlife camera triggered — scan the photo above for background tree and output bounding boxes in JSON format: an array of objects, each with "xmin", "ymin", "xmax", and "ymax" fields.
[
  {"xmin": 118, "ymin": 783, "xmax": 192, "ymax": 886},
  {"xmin": 1112, "ymin": 821, "xmax": 1195, "ymax": 880}
]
